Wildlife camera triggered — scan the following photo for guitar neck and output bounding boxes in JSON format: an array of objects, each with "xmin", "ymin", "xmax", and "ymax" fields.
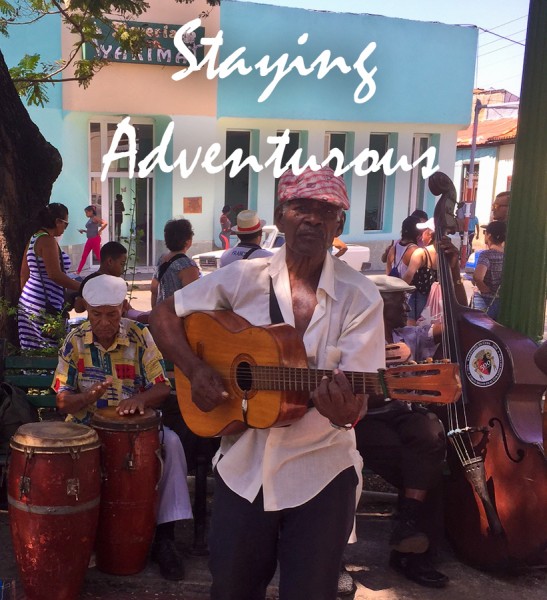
[{"xmin": 250, "ymin": 366, "xmax": 381, "ymax": 395}]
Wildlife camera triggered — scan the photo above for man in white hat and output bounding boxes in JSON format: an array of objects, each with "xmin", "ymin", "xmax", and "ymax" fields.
[
  {"xmin": 219, "ymin": 210, "xmax": 273, "ymax": 267},
  {"xmin": 150, "ymin": 166, "xmax": 385, "ymax": 599},
  {"xmin": 53, "ymin": 274, "xmax": 192, "ymax": 581}
]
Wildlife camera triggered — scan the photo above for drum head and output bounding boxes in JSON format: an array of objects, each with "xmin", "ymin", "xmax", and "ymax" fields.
[
  {"xmin": 10, "ymin": 422, "xmax": 100, "ymax": 453},
  {"xmin": 90, "ymin": 406, "xmax": 160, "ymax": 432}
]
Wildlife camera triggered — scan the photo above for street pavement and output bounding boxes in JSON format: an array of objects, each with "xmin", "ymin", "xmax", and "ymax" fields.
[{"xmin": 1, "ymin": 485, "xmax": 546, "ymax": 600}]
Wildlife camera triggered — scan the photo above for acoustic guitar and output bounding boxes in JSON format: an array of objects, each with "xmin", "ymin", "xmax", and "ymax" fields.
[{"xmin": 174, "ymin": 311, "xmax": 462, "ymax": 437}]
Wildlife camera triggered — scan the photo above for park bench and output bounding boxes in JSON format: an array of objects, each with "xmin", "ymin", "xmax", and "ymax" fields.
[{"xmin": 0, "ymin": 340, "xmax": 211, "ymax": 553}]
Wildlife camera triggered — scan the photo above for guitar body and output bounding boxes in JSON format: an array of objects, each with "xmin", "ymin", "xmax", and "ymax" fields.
[{"xmin": 175, "ymin": 311, "xmax": 310, "ymax": 437}]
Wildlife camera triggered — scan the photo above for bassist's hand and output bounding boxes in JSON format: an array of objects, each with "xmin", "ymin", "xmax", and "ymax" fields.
[
  {"xmin": 190, "ymin": 363, "xmax": 229, "ymax": 412},
  {"xmin": 311, "ymin": 369, "xmax": 366, "ymax": 427}
]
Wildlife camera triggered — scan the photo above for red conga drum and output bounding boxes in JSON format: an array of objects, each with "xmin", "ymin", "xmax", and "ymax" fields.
[
  {"xmin": 8, "ymin": 422, "xmax": 101, "ymax": 600},
  {"xmin": 91, "ymin": 407, "xmax": 161, "ymax": 575}
]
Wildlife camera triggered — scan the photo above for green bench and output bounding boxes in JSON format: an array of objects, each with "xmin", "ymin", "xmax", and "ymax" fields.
[{"xmin": 0, "ymin": 341, "xmax": 210, "ymax": 553}]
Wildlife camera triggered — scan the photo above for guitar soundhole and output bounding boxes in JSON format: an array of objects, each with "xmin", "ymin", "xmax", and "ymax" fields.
[{"xmin": 236, "ymin": 361, "xmax": 253, "ymax": 391}]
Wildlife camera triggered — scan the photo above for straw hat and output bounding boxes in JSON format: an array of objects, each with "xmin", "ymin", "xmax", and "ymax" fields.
[{"xmin": 231, "ymin": 210, "xmax": 266, "ymax": 235}]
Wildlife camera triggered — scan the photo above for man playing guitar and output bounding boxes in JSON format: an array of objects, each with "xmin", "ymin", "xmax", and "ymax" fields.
[{"xmin": 150, "ymin": 166, "xmax": 385, "ymax": 600}]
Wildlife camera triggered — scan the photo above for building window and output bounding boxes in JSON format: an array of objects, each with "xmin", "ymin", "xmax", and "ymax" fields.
[
  {"xmin": 364, "ymin": 133, "xmax": 388, "ymax": 231},
  {"xmin": 408, "ymin": 135, "xmax": 431, "ymax": 212},
  {"xmin": 274, "ymin": 130, "xmax": 301, "ymax": 206},
  {"xmin": 324, "ymin": 132, "xmax": 347, "ymax": 171},
  {"xmin": 225, "ymin": 130, "xmax": 251, "ymax": 214}
]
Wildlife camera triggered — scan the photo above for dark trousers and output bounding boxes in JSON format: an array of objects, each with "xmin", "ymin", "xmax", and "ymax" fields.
[
  {"xmin": 209, "ymin": 466, "xmax": 358, "ymax": 600},
  {"xmin": 354, "ymin": 404, "xmax": 445, "ymax": 491},
  {"xmin": 354, "ymin": 404, "xmax": 446, "ymax": 552}
]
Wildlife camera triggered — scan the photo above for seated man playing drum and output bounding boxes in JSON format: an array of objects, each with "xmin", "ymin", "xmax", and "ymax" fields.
[{"xmin": 53, "ymin": 274, "xmax": 191, "ymax": 581}]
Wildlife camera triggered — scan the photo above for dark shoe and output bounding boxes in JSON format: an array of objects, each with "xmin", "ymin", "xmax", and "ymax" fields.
[
  {"xmin": 337, "ymin": 569, "xmax": 356, "ymax": 597},
  {"xmin": 389, "ymin": 551, "xmax": 449, "ymax": 588},
  {"xmin": 151, "ymin": 538, "xmax": 185, "ymax": 581},
  {"xmin": 389, "ymin": 517, "xmax": 429, "ymax": 553}
]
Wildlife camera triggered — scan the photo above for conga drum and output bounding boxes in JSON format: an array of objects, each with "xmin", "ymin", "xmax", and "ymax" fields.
[
  {"xmin": 91, "ymin": 406, "xmax": 161, "ymax": 575},
  {"xmin": 8, "ymin": 422, "xmax": 101, "ymax": 600}
]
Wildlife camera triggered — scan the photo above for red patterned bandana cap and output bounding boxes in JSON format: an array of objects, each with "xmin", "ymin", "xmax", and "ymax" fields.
[{"xmin": 277, "ymin": 167, "xmax": 350, "ymax": 210}]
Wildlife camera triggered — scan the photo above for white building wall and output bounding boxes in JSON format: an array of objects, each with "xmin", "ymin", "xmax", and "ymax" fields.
[{"xmin": 495, "ymin": 144, "xmax": 516, "ymax": 196}]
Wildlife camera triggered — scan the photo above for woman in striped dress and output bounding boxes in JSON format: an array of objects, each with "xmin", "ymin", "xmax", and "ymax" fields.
[{"xmin": 18, "ymin": 203, "xmax": 81, "ymax": 351}]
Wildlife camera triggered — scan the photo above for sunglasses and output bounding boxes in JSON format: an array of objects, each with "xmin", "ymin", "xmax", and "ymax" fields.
[{"xmin": 58, "ymin": 218, "xmax": 69, "ymax": 226}]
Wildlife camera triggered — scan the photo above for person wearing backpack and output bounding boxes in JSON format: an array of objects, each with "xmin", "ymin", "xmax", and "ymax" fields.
[
  {"xmin": 219, "ymin": 210, "xmax": 273, "ymax": 267},
  {"xmin": 385, "ymin": 216, "xmax": 420, "ymax": 279},
  {"xmin": 150, "ymin": 219, "xmax": 200, "ymax": 307}
]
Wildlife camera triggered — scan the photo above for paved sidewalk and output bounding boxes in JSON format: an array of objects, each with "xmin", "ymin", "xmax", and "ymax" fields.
[{"xmin": 1, "ymin": 488, "xmax": 546, "ymax": 600}]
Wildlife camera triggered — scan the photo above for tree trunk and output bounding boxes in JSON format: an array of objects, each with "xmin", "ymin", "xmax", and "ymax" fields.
[{"xmin": 0, "ymin": 49, "xmax": 62, "ymax": 347}]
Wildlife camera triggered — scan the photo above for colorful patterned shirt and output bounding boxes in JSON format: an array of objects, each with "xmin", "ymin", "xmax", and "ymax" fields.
[{"xmin": 53, "ymin": 318, "xmax": 170, "ymax": 424}]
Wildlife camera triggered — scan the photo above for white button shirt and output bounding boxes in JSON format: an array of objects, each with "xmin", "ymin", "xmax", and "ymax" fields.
[{"xmin": 174, "ymin": 246, "xmax": 385, "ymax": 511}]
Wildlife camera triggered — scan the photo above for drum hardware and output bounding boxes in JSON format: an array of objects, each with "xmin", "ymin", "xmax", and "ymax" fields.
[
  {"xmin": 19, "ymin": 476, "xmax": 30, "ymax": 499},
  {"xmin": 155, "ymin": 447, "xmax": 165, "ymax": 491},
  {"xmin": 123, "ymin": 432, "xmax": 138, "ymax": 470},
  {"xmin": 18, "ymin": 450, "xmax": 34, "ymax": 500},
  {"xmin": 66, "ymin": 478, "xmax": 80, "ymax": 500}
]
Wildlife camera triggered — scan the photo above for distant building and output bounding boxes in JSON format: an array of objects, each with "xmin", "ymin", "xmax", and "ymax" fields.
[
  {"xmin": 4, "ymin": 0, "xmax": 477, "ymax": 271},
  {"xmin": 455, "ymin": 89, "xmax": 518, "ymax": 227}
]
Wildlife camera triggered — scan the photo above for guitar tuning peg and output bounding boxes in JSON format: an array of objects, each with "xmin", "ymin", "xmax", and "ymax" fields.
[{"xmin": 423, "ymin": 357, "xmax": 433, "ymax": 363}]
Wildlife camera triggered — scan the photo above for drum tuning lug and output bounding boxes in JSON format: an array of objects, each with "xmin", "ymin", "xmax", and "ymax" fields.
[
  {"xmin": 124, "ymin": 454, "xmax": 135, "ymax": 470},
  {"xmin": 19, "ymin": 476, "xmax": 31, "ymax": 499},
  {"xmin": 67, "ymin": 478, "xmax": 80, "ymax": 500}
]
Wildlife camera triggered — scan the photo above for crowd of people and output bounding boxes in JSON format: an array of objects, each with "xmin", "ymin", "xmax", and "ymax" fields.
[{"xmin": 12, "ymin": 171, "xmax": 514, "ymax": 598}]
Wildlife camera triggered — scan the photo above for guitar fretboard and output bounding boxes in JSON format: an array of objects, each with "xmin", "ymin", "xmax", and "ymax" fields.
[{"xmin": 249, "ymin": 366, "xmax": 382, "ymax": 395}]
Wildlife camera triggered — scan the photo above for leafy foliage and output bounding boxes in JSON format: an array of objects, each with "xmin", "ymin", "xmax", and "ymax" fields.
[{"xmin": 3, "ymin": 0, "xmax": 220, "ymax": 106}]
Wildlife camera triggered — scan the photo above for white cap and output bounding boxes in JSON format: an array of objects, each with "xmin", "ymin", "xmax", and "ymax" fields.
[
  {"xmin": 366, "ymin": 274, "xmax": 416, "ymax": 293},
  {"xmin": 82, "ymin": 274, "xmax": 127, "ymax": 307},
  {"xmin": 416, "ymin": 217, "xmax": 435, "ymax": 232}
]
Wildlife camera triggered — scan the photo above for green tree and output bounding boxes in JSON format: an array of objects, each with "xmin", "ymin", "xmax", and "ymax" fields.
[{"xmin": 0, "ymin": 0, "xmax": 219, "ymax": 346}]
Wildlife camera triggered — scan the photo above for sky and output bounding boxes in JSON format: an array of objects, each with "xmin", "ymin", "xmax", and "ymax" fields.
[{"xmin": 237, "ymin": 0, "xmax": 530, "ymax": 97}]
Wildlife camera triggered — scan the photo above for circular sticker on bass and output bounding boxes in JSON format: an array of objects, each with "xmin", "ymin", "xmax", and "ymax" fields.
[{"xmin": 465, "ymin": 340, "xmax": 504, "ymax": 387}]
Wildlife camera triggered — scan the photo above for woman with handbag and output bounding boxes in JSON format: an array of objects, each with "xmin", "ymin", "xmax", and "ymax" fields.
[
  {"xmin": 403, "ymin": 218, "xmax": 438, "ymax": 325},
  {"xmin": 385, "ymin": 216, "xmax": 420, "ymax": 278},
  {"xmin": 18, "ymin": 203, "xmax": 81, "ymax": 351},
  {"xmin": 150, "ymin": 218, "xmax": 199, "ymax": 307},
  {"xmin": 472, "ymin": 220, "xmax": 506, "ymax": 320}
]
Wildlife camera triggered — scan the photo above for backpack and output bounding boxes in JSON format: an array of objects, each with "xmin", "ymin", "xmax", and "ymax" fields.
[{"xmin": 0, "ymin": 382, "xmax": 39, "ymax": 452}]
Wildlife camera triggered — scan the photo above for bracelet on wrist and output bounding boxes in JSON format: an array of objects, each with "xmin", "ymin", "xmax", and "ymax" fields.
[{"xmin": 330, "ymin": 421, "xmax": 353, "ymax": 431}]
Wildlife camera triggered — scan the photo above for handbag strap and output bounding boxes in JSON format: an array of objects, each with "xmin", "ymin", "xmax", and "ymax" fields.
[
  {"xmin": 157, "ymin": 253, "xmax": 185, "ymax": 281},
  {"xmin": 394, "ymin": 243, "xmax": 415, "ymax": 270},
  {"xmin": 242, "ymin": 245, "xmax": 260, "ymax": 260}
]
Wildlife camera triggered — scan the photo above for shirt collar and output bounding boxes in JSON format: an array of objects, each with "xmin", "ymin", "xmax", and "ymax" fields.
[{"xmin": 268, "ymin": 245, "xmax": 337, "ymax": 301}]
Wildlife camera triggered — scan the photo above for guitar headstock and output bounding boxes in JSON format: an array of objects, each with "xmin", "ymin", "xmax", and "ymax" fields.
[{"xmin": 382, "ymin": 361, "xmax": 462, "ymax": 405}]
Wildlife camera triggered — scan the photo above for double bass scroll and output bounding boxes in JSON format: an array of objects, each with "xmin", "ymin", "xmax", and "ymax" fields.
[{"xmin": 430, "ymin": 171, "xmax": 547, "ymax": 571}]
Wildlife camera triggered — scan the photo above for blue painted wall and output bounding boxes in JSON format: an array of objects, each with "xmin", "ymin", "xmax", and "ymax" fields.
[{"xmin": 218, "ymin": 1, "xmax": 477, "ymax": 124}]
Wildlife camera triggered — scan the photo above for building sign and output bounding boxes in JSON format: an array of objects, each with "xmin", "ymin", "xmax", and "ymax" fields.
[
  {"xmin": 83, "ymin": 20, "xmax": 205, "ymax": 67},
  {"xmin": 183, "ymin": 197, "xmax": 202, "ymax": 214}
]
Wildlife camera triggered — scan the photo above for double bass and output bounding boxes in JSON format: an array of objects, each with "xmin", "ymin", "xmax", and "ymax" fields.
[{"xmin": 430, "ymin": 172, "xmax": 547, "ymax": 571}]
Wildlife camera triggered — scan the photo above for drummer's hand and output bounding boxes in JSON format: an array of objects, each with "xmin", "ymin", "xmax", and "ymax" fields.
[
  {"xmin": 190, "ymin": 363, "xmax": 229, "ymax": 412},
  {"xmin": 85, "ymin": 377, "xmax": 113, "ymax": 405},
  {"xmin": 117, "ymin": 396, "xmax": 146, "ymax": 416}
]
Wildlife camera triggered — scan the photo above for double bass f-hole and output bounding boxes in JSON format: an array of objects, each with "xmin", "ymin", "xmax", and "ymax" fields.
[{"xmin": 488, "ymin": 418, "xmax": 525, "ymax": 463}]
